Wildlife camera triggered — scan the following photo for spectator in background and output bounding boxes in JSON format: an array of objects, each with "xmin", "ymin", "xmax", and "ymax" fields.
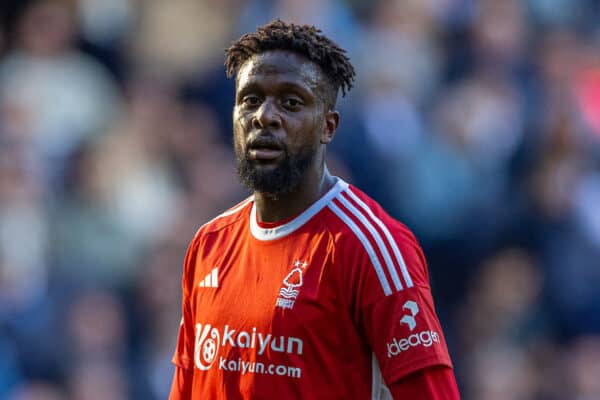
[
  {"xmin": 344, "ymin": 0, "xmax": 438, "ymax": 222},
  {"xmin": 0, "ymin": 139, "xmax": 47, "ymax": 312},
  {"xmin": 0, "ymin": 0, "xmax": 120, "ymax": 177},
  {"xmin": 455, "ymin": 248, "xmax": 549, "ymax": 399},
  {"xmin": 133, "ymin": 235, "xmax": 190, "ymax": 400},
  {"xmin": 66, "ymin": 361, "xmax": 129, "ymax": 400},
  {"xmin": 130, "ymin": 0, "xmax": 245, "ymax": 80},
  {"xmin": 9, "ymin": 380, "xmax": 66, "ymax": 400},
  {"xmin": 565, "ymin": 336, "xmax": 600, "ymax": 399},
  {"xmin": 0, "ymin": 0, "xmax": 598, "ymax": 399}
]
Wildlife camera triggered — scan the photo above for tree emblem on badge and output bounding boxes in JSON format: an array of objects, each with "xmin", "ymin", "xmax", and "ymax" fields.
[
  {"xmin": 284, "ymin": 268, "xmax": 303, "ymax": 288},
  {"xmin": 278, "ymin": 260, "xmax": 307, "ymax": 300}
]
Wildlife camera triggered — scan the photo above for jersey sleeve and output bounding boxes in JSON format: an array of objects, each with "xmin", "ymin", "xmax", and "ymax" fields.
[
  {"xmin": 341, "ymin": 222, "xmax": 454, "ymax": 387},
  {"xmin": 171, "ymin": 233, "xmax": 200, "ymax": 370},
  {"xmin": 363, "ymin": 280, "xmax": 453, "ymax": 383},
  {"xmin": 169, "ymin": 366, "xmax": 194, "ymax": 400},
  {"xmin": 388, "ymin": 366, "xmax": 460, "ymax": 399}
]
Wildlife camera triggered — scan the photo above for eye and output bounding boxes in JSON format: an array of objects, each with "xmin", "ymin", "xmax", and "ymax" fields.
[
  {"xmin": 242, "ymin": 95, "xmax": 261, "ymax": 107},
  {"xmin": 282, "ymin": 97, "xmax": 303, "ymax": 109}
]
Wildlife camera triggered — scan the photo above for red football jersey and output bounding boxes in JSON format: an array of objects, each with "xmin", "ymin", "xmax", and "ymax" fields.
[{"xmin": 171, "ymin": 178, "xmax": 455, "ymax": 399}]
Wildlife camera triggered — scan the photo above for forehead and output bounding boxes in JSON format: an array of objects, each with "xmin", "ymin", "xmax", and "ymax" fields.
[{"xmin": 236, "ymin": 51, "xmax": 324, "ymax": 92}]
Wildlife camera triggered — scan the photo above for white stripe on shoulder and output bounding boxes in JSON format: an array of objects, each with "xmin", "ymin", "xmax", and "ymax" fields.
[
  {"xmin": 336, "ymin": 192, "xmax": 404, "ymax": 291},
  {"xmin": 328, "ymin": 201, "xmax": 392, "ymax": 296},
  {"xmin": 198, "ymin": 196, "xmax": 254, "ymax": 232},
  {"xmin": 221, "ymin": 196, "xmax": 254, "ymax": 217},
  {"xmin": 345, "ymin": 188, "xmax": 414, "ymax": 288}
]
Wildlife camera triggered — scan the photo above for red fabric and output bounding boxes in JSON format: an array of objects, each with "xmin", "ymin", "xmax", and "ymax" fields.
[
  {"xmin": 170, "ymin": 180, "xmax": 456, "ymax": 399},
  {"xmin": 170, "ymin": 365, "xmax": 461, "ymax": 400},
  {"xmin": 169, "ymin": 366, "xmax": 193, "ymax": 400},
  {"xmin": 254, "ymin": 209, "xmax": 300, "ymax": 228},
  {"xmin": 389, "ymin": 366, "xmax": 461, "ymax": 399}
]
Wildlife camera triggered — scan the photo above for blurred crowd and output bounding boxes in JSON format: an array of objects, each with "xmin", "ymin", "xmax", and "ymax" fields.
[{"xmin": 0, "ymin": 0, "xmax": 599, "ymax": 399}]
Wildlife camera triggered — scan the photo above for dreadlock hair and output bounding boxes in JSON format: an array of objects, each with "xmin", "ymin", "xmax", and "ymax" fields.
[{"xmin": 225, "ymin": 19, "xmax": 355, "ymax": 109}]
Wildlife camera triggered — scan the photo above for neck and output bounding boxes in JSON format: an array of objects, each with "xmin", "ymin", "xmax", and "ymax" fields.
[{"xmin": 253, "ymin": 167, "xmax": 335, "ymax": 223}]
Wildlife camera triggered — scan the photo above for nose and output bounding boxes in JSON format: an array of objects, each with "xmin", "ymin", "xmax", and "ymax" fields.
[{"xmin": 252, "ymin": 99, "xmax": 281, "ymax": 130}]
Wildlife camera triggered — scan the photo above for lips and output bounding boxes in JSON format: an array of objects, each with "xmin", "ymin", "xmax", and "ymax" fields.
[
  {"xmin": 247, "ymin": 137, "xmax": 284, "ymax": 161},
  {"xmin": 249, "ymin": 148, "xmax": 283, "ymax": 160}
]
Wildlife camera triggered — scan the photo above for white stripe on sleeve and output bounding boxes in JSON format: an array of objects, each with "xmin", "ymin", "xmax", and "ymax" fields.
[
  {"xmin": 336, "ymin": 192, "xmax": 404, "ymax": 291},
  {"xmin": 328, "ymin": 202, "xmax": 392, "ymax": 296},
  {"xmin": 345, "ymin": 189, "xmax": 414, "ymax": 288}
]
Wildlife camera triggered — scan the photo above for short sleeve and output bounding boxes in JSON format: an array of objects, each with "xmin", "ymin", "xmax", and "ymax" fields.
[
  {"xmin": 388, "ymin": 365, "xmax": 460, "ymax": 399},
  {"xmin": 347, "ymin": 225, "xmax": 453, "ymax": 385},
  {"xmin": 363, "ymin": 283, "xmax": 453, "ymax": 384},
  {"xmin": 171, "ymin": 234, "xmax": 200, "ymax": 370}
]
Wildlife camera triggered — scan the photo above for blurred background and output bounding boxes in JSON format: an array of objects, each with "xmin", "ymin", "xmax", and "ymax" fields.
[{"xmin": 0, "ymin": 0, "xmax": 599, "ymax": 399}]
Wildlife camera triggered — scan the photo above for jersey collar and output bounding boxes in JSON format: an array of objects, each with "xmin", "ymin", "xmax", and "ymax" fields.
[{"xmin": 249, "ymin": 178, "xmax": 349, "ymax": 241}]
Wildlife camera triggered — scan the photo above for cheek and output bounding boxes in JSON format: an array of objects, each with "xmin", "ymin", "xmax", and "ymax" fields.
[
  {"xmin": 286, "ymin": 116, "xmax": 318, "ymax": 146},
  {"xmin": 306, "ymin": 114, "xmax": 325, "ymax": 143},
  {"xmin": 235, "ymin": 106, "xmax": 254, "ymax": 124},
  {"xmin": 232, "ymin": 114, "xmax": 251, "ymax": 154},
  {"xmin": 233, "ymin": 125, "xmax": 245, "ymax": 152},
  {"xmin": 232, "ymin": 111, "xmax": 247, "ymax": 136}
]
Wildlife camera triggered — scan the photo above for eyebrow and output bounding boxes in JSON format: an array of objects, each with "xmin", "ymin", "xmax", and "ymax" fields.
[{"xmin": 237, "ymin": 80, "xmax": 315, "ymax": 99}]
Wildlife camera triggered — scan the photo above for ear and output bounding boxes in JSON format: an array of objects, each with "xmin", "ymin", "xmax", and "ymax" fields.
[{"xmin": 321, "ymin": 110, "xmax": 339, "ymax": 144}]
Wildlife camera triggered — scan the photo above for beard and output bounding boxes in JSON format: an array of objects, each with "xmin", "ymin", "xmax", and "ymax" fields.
[{"xmin": 235, "ymin": 141, "xmax": 315, "ymax": 197}]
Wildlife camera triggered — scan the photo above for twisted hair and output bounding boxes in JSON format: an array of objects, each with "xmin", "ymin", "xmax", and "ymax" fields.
[{"xmin": 225, "ymin": 19, "xmax": 355, "ymax": 107}]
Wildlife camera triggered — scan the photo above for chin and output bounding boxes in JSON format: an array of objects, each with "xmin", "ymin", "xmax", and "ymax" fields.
[
  {"xmin": 251, "ymin": 159, "xmax": 282, "ymax": 168},
  {"xmin": 237, "ymin": 150, "xmax": 312, "ymax": 195},
  {"xmin": 241, "ymin": 168, "xmax": 294, "ymax": 195}
]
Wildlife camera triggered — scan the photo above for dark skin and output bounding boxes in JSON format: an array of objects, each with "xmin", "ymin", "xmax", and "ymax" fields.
[{"xmin": 233, "ymin": 50, "xmax": 340, "ymax": 222}]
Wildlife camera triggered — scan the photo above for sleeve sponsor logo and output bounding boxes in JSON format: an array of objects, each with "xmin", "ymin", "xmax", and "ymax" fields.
[
  {"xmin": 387, "ymin": 330, "xmax": 441, "ymax": 358},
  {"xmin": 386, "ymin": 300, "xmax": 441, "ymax": 358},
  {"xmin": 399, "ymin": 300, "xmax": 419, "ymax": 331}
]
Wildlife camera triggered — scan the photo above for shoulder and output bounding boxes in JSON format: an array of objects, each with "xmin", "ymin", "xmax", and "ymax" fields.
[
  {"xmin": 188, "ymin": 196, "xmax": 253, "ymax": 249},
  {"xmin": 326, "ymin": 184, "xmax": 419, "ymax": 253},
  {"xmin": 324, "ymin": 184, "xmax": 428, "ymax": 296},
  {"xmin": 181, "ymin": 197, "xmax": 253, "ymax": 290}
]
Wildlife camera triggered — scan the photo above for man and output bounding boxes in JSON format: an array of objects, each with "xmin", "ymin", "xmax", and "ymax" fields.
[{"xmin": 169, "ymin": 20, "xmax": 460, "ymax": 399}]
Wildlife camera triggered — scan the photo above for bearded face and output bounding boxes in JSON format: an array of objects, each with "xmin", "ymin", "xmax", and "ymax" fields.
[
  {"xmin": 234, "ymin": 135, "xmax": 315, "ymax": 197},
  {"xmin": 232, "ymin": 51, "xmax": 330, "ymax": 198}
]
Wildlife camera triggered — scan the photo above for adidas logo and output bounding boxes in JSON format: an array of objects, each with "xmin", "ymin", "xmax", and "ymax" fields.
[{"xmin": 199, "ymin": 267, "xmax": 219, "ymax": 288}]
